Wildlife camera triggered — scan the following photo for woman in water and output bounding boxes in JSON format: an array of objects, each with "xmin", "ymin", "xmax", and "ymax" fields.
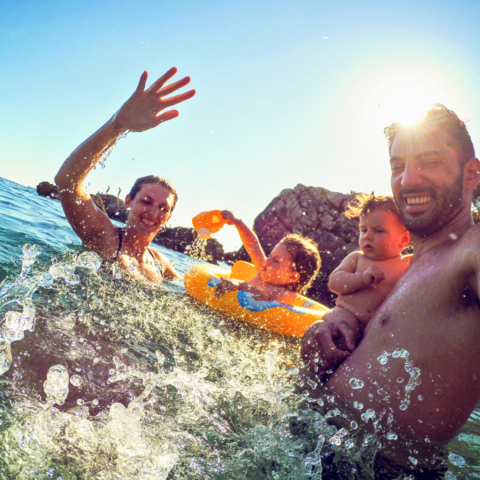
[{"xmin": 55, "ymin": 67, "xmax": 195, "ymax": 282}]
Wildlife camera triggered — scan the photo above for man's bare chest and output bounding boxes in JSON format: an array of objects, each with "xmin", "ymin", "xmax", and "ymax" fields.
[{"xmin": 367, "ymin": 249, "xmax": 472, "ymax": 331}]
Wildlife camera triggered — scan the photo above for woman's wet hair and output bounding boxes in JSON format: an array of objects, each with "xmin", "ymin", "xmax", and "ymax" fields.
[
  {"xmin": 345, "ymin": 193, "xmax": 403, "ymax": 224},
  {"xmin": 384, "ymin": 104, "xmax": 475, "ymax": 166},
  {"xmin": 128, "ymin": 175, "xmax": 178, "ymax": 211},
  {"xmin": 279, "ymin": 234, "xmax": 321, "ymax": 295}
]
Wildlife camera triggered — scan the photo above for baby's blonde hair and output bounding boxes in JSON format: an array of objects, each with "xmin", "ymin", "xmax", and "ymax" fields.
[{"xmin": 345, "ymin": 193, "xmax": 403, "ymax": 225}]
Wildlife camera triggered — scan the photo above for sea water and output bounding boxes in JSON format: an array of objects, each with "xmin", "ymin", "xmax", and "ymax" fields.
[{"xmin": 0, "ymin": 176, "xmax": 479, "ymax": 479}]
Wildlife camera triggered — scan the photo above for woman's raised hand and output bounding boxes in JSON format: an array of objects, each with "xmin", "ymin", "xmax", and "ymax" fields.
[{"xmin": 114, "ymin": 67, "xmax": 195, "ymax": 132}]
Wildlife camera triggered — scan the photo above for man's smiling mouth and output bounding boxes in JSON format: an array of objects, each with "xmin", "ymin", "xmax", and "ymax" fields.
[{"xmin": 405, "ymin": 196, "xmax": 432, "ymax": 205}]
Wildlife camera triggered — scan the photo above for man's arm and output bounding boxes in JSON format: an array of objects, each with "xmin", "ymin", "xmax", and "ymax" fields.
[
  {"xmin": 55, "ymin": 68, "xmax": 195, "ymax": 259},
  {"xmin": 221, "ymin": 211, "xmax": 267, "ymax": 270}
]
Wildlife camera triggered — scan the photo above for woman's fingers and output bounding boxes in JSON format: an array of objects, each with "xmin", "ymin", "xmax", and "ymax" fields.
[
  {"xmin": 158, "ymin": 89, "xmax": 196, "ymax": 109},
  {"xmin": 136, "ymin": 71, "xmax": 149, "ymax": 93},
  {"xmin": 148, "ymin": 67, "xmax": 179, "ymax": 92},
  {"xmin": 156, "ymin": 76, "xmax": 192, "ymax": 97}
]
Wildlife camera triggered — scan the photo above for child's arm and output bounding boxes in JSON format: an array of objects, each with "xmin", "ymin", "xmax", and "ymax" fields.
[
  {"xmin": 214, "ymin": 277, "xmax": 267, "ymax": 300},
  {"xmin": 221, "ymin": 211, "xmax": 267, "ymax": 270},
  {"xmin": 329, "ymin": 252, "xmax": 384, "ymax": 294}
]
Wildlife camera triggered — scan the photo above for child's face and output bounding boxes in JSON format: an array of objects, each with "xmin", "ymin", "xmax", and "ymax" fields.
[
  {"xmin": 359, "ymin": 209, "xmax": 410, "ymax": 261},
  {"xmin": 260, "ymin": 243, "xmax": 300, "ymax": 287}
]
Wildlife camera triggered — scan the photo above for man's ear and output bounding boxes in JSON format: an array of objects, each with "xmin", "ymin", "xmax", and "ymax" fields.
[
  {"xmin": 291, "ymin": 271, "xmax": 301, "ymax": 282},
  {"xmin": 125, "ymin": 194, "xmax": 132, "ymax": 210},
  {"xmin": 463, "ymin": 157, "xmax": 480, "ymax": 190}
]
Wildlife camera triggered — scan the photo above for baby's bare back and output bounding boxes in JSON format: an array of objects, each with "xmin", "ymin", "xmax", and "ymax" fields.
[{"xmin": 336, "ymin": 254, "xmax": 410, "ymax": 324}]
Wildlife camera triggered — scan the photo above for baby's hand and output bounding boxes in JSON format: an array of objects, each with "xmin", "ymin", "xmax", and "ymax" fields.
[
  {"xmin": 362, "ymin": 266, "xmax": 385, "ymax": 285},
  {"xmin": 214, "ymin": 277, "xmax": 243, "ymax": 297},
  {"xmin": 221, "ymin": 210, "xmax": 239, "ymax": 225}
]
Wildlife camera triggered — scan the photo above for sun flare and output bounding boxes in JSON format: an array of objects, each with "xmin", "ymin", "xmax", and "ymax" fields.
[{"xmin": 377, "ymin": 81, "xmax": 438, "ymax": 126}]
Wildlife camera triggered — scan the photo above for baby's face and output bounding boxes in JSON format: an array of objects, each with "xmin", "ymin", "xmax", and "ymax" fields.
[
  {"xmin": 260, "ymin": 243, "xmax": 299, "ymax": 287},
  {"xmin": 359, "ymin": 209, "xmax": 409, "ymax": 260}
]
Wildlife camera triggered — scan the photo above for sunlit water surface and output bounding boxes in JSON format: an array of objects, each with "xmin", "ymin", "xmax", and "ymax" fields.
[{"xmin": 0, "ymin": 176, "xmax": 479, "ymax": 479}]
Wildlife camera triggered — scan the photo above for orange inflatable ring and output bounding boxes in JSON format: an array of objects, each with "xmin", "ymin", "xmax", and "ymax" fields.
[{"xmin": 184, "ymin": 261, "xmax": 328, "ymax": 337}]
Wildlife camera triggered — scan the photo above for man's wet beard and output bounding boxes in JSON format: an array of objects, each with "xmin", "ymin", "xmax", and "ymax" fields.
[{"xmin": 395, "ymin": 172, "xmax": 465, "ymax": 238}]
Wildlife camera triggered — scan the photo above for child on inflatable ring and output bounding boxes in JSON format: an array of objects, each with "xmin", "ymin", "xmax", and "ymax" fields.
[{"xmin": 215, "ymin": 211, "xmax": 321, "ymax": 304}]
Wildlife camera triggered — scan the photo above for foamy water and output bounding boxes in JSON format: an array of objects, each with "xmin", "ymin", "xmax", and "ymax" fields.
[{"xmin": 0, "ymin": 176, "xmax": 479, "ymax": 479}]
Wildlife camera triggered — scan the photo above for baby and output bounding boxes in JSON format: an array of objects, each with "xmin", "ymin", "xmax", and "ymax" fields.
[
  {"xmin": 301, "ymin": 194, "xmax": 411, "ymax": 377},
  {"xmin": 215, "ymin": 211, "xmax": 321, "ymax": 303}
]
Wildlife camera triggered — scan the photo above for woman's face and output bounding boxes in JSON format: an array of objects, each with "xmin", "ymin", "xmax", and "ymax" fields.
[{"xmin": 125, "ymin": 183, "xmax": 174, "ymax": 237}]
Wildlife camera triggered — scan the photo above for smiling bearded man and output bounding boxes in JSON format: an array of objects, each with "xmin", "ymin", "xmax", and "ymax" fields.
[{"xmin": 301, "ymin": 105, "xmax": 480, "ymax": 477}]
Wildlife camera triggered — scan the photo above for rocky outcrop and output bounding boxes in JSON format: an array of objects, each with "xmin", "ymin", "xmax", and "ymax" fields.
[
  {"xmin": 154, "ymin": 227, "xmax": 224, "ymax": 264},
  {"xmin": 36, "ymin": 181, "xmax": 60, "ymax": 199},
  {"xmin": 225, "ymin": 185, "xmax": 360, "ymax": 307},
  {"xmin": 98, "ymin": 194, "xmax": 128, "ymax": 222}
]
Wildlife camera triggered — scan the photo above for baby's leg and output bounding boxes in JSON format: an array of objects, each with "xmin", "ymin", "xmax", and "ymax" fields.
[{"xmin": 322, "ymin": 306, "xmax": 361, "ymax": 352}]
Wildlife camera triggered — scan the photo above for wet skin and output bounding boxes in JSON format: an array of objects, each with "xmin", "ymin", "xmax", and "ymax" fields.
[
  {"xmin": 305, "ymin": 128, "xmax": 480, "ymax": 465},
  {"xmin": 55, "ymin": 67, "xmax": 195, "ymax": 281}
]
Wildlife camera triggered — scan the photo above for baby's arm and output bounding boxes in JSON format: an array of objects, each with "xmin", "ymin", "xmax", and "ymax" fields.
[
  {"xmin": 221, "ymin": 211, "xmax": 267, "ymax": 270},
  {"xmin": 329, "ymin": 252, "xmax": 384, "ymax": 294}
]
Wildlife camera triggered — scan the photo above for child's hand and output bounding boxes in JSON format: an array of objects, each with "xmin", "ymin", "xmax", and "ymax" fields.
[
  {"xmin": 214, "ymin": 277, "xmax": 243, "ymax": 297},
  {"xmin": 362, "ymin": 266, "xmax": 385, "ymax": 285},
  {"xmin": 301, "ymin": 321, "xmax": 356, "ymax": 378},
  {"xmin": 221, "ymin": 210, "xmax": 240, "ymax": 225}
]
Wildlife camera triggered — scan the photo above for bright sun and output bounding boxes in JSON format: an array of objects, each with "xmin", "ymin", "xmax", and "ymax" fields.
[{"xmin": 377, "ymin": 81, "xmax": 438, "ymax": 125}]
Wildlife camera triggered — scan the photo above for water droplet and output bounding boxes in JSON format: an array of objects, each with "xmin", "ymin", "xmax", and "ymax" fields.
[
  {"xmin": 325, "ymin": 408, "xmax": 340, "ymax": 419},
  {"xmin": 377, "ymin": 354, "xmax": 388, "ymax": 365},
  {"xmin": 353, "ymin": 401, "xmax": 363, "ymax": 410},
  {"xmin": 392, "ymin": 349, "xmax": 409, "ymax": 359},
  {"xmin": 418, "ymin": 395, "xmax": 423, "ymax": 401},
  {"xmin": 386, "ymin": 432, "xmax": 397, "ymax": 440},
  {"xmin": 448, "ymin": 452, "xmax": 466, "ymax": 467},
  {"xmin": 350, "ymin": 421, "xmax": 358, "ymax": 430},
  {"xmin": 409, "ymin": 456, "xmax": 418, "ymax": 466},
  {"xmin": 43, "ymin": 365, "xmax": 69, "ymax": 406},
  {"xmin": 349, "ymin": 378, "xmax": 364, "ymax": 389},
  {"xmin": 0, "ymin": 341, "xmax": 13, "ymax": 375},
  {"xmin": 93, "ymin": 399, "xmax": 99, "ymax": 406},
  {"xmin": 70, "ymin": 375, "xmax": 84, "ymax": 387},
  {"xmin": 306, "ymin": 378, "xmax": 317, "ymax": 389},
  {"xmin": 345, "ymin": 438, "xmax": 355, "ymax": 449},
  {"xmin": 396, "ymin": 377, "xmax": 404, "ymax": 383},
  {"xmin": 75, "ymin": 251, "xmax": 102, "ymax": 271},
  {"xmin": 77, "ymin": 399, "xmax": 85, "ymax": 406},
  {"xmin": 76, "ymin": 197, "xmax": 82, "ymax": 205}
]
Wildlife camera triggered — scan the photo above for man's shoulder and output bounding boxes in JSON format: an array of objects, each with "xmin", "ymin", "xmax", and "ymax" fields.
[{"xmin": 455, "ymin": 223, "xmax": 480, "ymax": 253}]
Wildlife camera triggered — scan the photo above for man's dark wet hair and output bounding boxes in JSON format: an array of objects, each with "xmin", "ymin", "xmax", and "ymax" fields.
[
  {"xmin": 128, "ymin": 175, "xmax": 178, "ymax": 211},
  {"xmin": 279, "ymin": 234, "xmax": 321, "ymax": 295},
  {"xmin": 345, "ymin": 193, "xmax": 404, "ymax": 226},
  {"xmin": 384, "ymin": 104, "xmax": 475, "ymax": 166}
]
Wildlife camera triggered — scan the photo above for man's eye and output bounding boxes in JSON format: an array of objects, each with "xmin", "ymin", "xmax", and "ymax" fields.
[{"xmin": 391, "ymin": 163, "xmax": 404, "ymax": 171}]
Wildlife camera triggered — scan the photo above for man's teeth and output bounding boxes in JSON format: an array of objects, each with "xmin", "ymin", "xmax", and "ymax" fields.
[
  {"xmin": 406, "ymin": 196, "xmax": 431, "ymax": 205},
  {"xmin": 142, "ymin": 218, "xmax": 155, "ymax": 226}
]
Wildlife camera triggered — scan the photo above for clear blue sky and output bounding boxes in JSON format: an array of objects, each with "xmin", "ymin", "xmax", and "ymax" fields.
[{"xmin": 2, "ymin": 0, "xmax": 480, "ymax": 250}]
